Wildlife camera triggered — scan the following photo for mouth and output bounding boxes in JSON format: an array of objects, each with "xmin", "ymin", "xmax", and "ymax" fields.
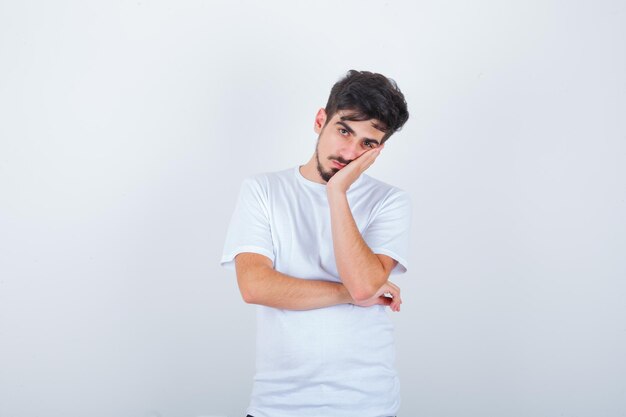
[{"xmin": 332, "ymin": 160, "xmax": 346, "ymax": 169}]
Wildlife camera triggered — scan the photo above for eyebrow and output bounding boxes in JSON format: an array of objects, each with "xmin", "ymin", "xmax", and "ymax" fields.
[{"xmin": 335, "ymin": 121, "xmax": 381, "ymax": 145}]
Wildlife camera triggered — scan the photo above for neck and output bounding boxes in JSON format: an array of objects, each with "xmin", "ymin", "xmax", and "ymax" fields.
[{"xmin": 299, "ymin": 154, "xmax": 326, "ymax": 184}]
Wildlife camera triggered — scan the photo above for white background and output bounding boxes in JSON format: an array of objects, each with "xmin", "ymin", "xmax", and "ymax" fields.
[{"xmin": 1, "ymin": 1, "xmax": 625, "ymax": 416}]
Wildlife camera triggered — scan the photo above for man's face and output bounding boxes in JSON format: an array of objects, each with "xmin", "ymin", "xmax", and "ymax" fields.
[{"xmin": 313, "ymin": 109, "xmax": 386, "ymax": 183}]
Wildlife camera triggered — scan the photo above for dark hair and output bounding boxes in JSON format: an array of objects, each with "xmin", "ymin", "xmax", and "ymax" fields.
[{"xmin": 324, "ymin": 70, "xmax": 409, "ymax": 142}]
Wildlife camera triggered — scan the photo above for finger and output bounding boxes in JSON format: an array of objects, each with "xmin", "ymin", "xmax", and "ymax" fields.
[
  {"xmin": 359, "ymin": 154, "xmax": 379, "ymax": 172},
  {"xmin": 378, "ymin": 296, "xmax": 393, "ymax": 306},
  {"xmin": 383, "ymin": 287, "xmax": 399, "ymax": 301},
  {"xmin": 383, "ymin": 291, "xmax": 401, "ymax": 310},
  {"xmin": 390, "ymin": 288, "xmax": 401, "ymax": 305},
  {"xmin": 362, "ymin": 156, "xmax": 375, "ymax": 167},
  {"xmin": 387, "ymin": 281, "xmax": 401, "ymax": 294},
  {"xmin": 368, "ymin": 148, "xmax": 383, "ymax": 165},
  {"xmin": 353, "ymin": 149, "xmax": 379, "ymax": 168},
  {"xmin": 369, "ymin": 148, "xmax": 382, "ymax": 160},
  {"xmin": 382, "ymin": 282, "xmax": 397, "ymax": 293},
  {"xmin": 355, "ymin": 148, "xmax": 380, "ymax": 162},
  {"xmin": 391, "ymin": 295, "xmax": 402, "ymax": 311},
  {"xmin": 386, "ymin": 288, "xmax": 402, "ymax": 309},
  {"xmin": 364, "ymin": 147, "xmax": 381, "ymax": 157},
  {"xmin": 388, "ymin": 288, "xmax": 401, "ymax": 301}
]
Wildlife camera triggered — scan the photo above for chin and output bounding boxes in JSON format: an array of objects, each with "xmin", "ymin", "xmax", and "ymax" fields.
[{"xmin": 319, "ymin": 168, "xmax": 337, "ymax": 183}]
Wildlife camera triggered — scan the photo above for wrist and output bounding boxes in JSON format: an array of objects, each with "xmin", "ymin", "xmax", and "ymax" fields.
[
  {"xmin": 338, "ymin": 283, "xmax": 354, "ymax": 304},
  {"xmin": 326, "ymin": 184, "xmax": 347, "ymax": 199}
]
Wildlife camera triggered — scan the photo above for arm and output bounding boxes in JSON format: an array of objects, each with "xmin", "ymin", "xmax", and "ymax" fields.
[
  {"xmin": 235, "ymin": 252, "xmax": 402, "ymax": 311},
  {"xmin": 327, "ymin": 190, "xmax": 398, "ymax": 302},
  {"xmin": 326, "ymin": 146, "xmax": 400, "ymax": 302},
  {"xmin": 235, "ymin": 252, "xmax": 353, "ymax": 310}
]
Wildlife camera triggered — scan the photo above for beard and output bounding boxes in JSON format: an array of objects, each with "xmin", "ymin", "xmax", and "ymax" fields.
[{"xmin": 315, "ymin": 150, "xmax": 337, "ymax": 183}]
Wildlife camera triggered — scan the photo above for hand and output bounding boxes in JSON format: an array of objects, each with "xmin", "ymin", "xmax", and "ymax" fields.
[
  {"xmin": 352, "ymin": 280, "xmax": 402, "ymax": 312},
  {"xmin": 326, "ymin": 145, "xmax": 384, "ymax": 194}
]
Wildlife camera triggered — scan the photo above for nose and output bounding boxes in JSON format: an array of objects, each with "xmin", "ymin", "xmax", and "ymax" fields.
[{"xmin": 339, "ymin": 139, "xmax": 363, "ymax": 162}]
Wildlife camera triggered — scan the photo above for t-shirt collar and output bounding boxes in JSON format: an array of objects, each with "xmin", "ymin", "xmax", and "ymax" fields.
[{"xmin": 294, "ymin": 165, "xmax": 364, "ymax": 191}]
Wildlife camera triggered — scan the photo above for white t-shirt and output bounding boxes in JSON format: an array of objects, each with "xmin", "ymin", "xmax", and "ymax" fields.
[{"xmin": 221, "ymin": 166, "xmax": 411, "ymax": 417}]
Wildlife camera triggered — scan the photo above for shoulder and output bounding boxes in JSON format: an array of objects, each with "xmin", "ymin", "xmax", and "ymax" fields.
[
  {"xmin": 240, "ymin": 167, "xmax": 295, "ymax": 194},
  {"xmin": 359, "ymin": 174, "xmax": 411, "ymax": 207}
]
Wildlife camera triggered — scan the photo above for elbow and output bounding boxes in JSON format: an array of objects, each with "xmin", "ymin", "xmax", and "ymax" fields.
[
  {"xmin": 240, "ymin": 287, "xmax": 255, "ymax": 304},
  {"xmin": 348, "ymin": 283, "xmax": 379, "ymax": 304},
  {"xmin": 351, "ymin": 292, "xmax": 372, "ymax": 304},
  {"xmin": 239, "ymin": 281, "xmax": 260, "ymax": 304},
  {"xmin": 237, "ymin": 273, "xmax": 258, "ymax": 304},
  {"xmin": 234, "ymin": 253, "xmax": 273, "ymax": 305},
  {"xmin": 346, "ymin": 273, "xmax": 388, "ymax": 303}
]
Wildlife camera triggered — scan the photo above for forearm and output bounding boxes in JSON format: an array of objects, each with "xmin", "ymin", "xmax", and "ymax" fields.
[
  {"xmin": 239, "ymin": 264, "xmax": 354, "ymax": 310},
  {"xmin": 327, "ymin": 188, "xmax": 386, "ymax": 300}
]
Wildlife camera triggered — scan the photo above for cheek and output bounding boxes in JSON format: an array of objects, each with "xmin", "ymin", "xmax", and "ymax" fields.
[{"xmin": 318, "ymin": 137, "xmax": 336, "ymax": 158}]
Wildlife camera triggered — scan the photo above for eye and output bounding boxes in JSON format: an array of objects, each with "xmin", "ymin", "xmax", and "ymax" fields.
[
  {"xmin": 363, "ymin": 140, "xmax": 376, "ymax": 149},
  {"xmin": 339, "ymin": 128, "xmax": 349, "ymax": 136}
]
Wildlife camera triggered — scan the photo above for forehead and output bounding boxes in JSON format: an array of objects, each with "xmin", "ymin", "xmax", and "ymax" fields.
[{"xmin": 330, "ymin": 110, "xmax": 386, "ymax": 137}]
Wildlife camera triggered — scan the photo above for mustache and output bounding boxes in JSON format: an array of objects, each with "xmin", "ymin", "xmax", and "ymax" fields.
[{"xmin": 328, "ymin": 156, "xmax": 351, "ymax": 165}]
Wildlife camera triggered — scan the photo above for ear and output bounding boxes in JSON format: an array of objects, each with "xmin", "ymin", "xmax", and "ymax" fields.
[{"xmin": 314, "ymin": 108, "xmax": 327, "ymax": 134}]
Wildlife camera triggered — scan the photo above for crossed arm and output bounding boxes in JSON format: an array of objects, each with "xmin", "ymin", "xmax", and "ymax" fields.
[{"xmin": 235, "ymin": 251, "xmax": 400, "ymax": 311}]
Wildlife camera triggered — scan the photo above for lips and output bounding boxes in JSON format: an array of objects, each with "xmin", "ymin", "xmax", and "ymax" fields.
[{"xmin": 332, "ymin": 160, "xmax": 346, "ymax": 169}]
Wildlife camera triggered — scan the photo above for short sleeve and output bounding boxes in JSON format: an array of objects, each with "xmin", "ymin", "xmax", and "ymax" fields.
[
  {"xmin": 362, "ymin": 190, "xmax": 411, "ymax": 275},
  {"xmin": 220, "ymin": 177, "xmax": 275, "ymax": 270}
]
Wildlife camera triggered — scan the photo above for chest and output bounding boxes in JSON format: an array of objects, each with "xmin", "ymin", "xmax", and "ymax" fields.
[{"xmin": 266, "ymin": 188, "xmax": 376, "ymax": 279}]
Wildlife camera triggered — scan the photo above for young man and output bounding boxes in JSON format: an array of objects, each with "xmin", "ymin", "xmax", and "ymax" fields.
[{"xmin": 221, "ymin": 70, "xmax": 411, "ymax": 417}]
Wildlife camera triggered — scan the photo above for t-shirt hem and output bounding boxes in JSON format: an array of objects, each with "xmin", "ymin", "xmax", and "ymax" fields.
[
  {"xmin": 245, "ymin": 406, "xmax": 399, "ymax": 417},
  {"xmin": 220, "ymin": 246, "xmax": 275, "ymax": 270},
  {"xmin": 370, "ymin": 248, "xmax": 408, "ymax": 275}
]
